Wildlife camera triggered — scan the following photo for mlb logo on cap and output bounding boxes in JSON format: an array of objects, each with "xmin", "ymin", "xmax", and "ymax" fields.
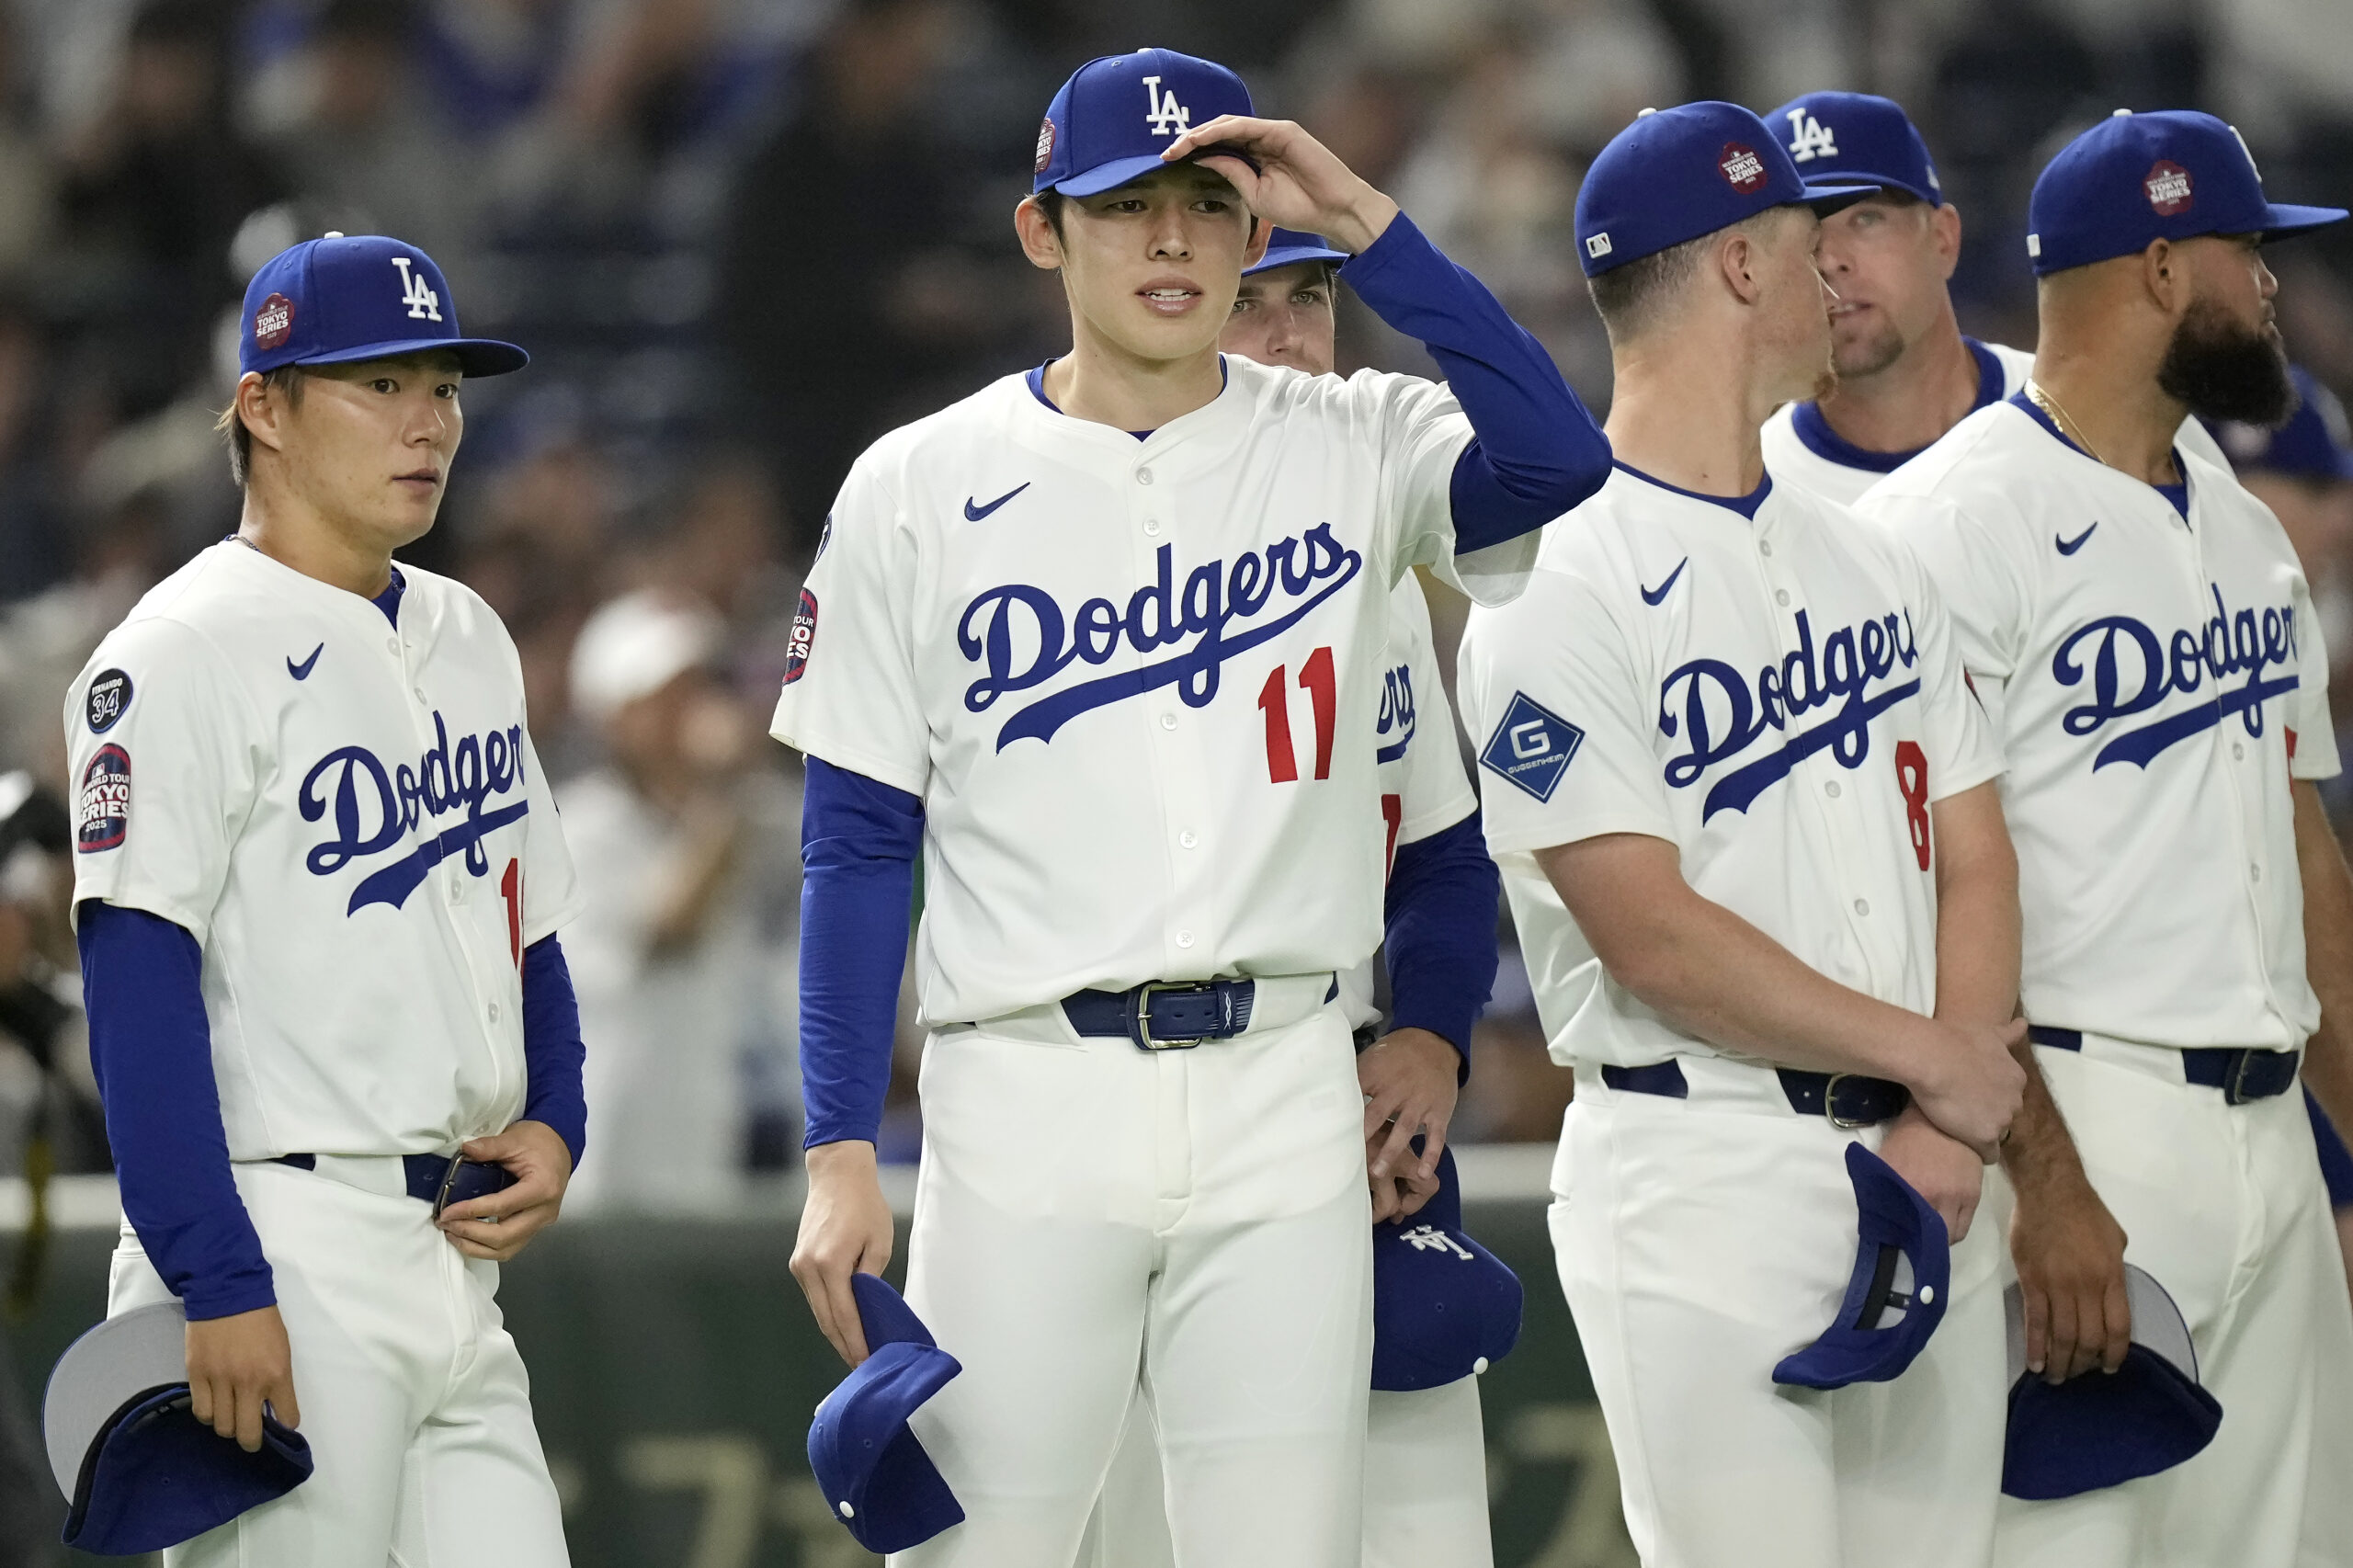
[
  {"xmin": 237, "ymin": 234, "xmax": 529, "ymax": 380},
  {"xmin": 1774, "ymin": 1142, "xmax": 1950, "ymax": 1390},
  {"xmin": 43, "ymin": 1300, "xmax": 313, "ymax": 1553},
  {"xmin": 1033, "ymin": 48, "xmax": 1254, "ymax": 199}
]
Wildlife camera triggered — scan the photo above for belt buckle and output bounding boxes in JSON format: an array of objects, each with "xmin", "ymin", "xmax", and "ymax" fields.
[
  {"xmin": 1131, "ymin": 982, "xmax": 1216, "ymax": 1051},
  {"xmin": 429, "ymin": 1156, "xmax": 465, "ymax": 1219},
  {"xmin": 1822, "ymin": 1073, "xmax": 1871, "ymax": 1131},
  {"xmin": 2224, "ymin": 1049, "xmax": 2276, "ymax": 1106}
]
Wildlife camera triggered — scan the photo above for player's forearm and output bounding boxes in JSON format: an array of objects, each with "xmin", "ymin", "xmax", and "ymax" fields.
[
  {"xmin": 1381, "ymin": 811, "xmax": 1500, "ymax": 1073},
  {"xmin": 1537, "ymin": 837, "xmax": 1938, "ymax": 1084},
  {"xmin": 798, "ymin": 757, "xmax": 922, "ymax": 1148},
  {"xmin": 1928, "ymin": 782, "xmax": 2021, "ymax": 1029},
  {"xmin": 1997, "ymin": 1043, "xmax": 2089, "ymax": 1200},
  {"xmin": 518, "ymin": 934, "xmax": 587, "ymax": 1167},
  {"xmin": 2293, "ymin": 781, "xmax": 2353, "ymax": 1132},
  {"xmin": 1339, "ymin": 214, "xmax": 1611, "ymax": 547},
  {"xmin": 75, "ymin": 901, "xmax": 276, "ymax": 1320}
]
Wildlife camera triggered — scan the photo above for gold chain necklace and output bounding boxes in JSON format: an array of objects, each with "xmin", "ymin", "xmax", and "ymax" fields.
[{"xmin": 2023, "ymin": 379, "xmax": 2106, "ymax": 467}]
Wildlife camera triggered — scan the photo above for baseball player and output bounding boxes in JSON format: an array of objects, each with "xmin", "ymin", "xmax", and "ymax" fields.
[
  {"xmin": 1077, "ymin": 228, "xmax": 1506, "ymax": 1568},
  {"xmin": 775, "ymin": 47, "xmax": 1610, "ymax": 1567},
  {"xmin": 64, "ymin": 235, "xmax": 584, "ymax": 1565},
  {"xmin": 1856, "ymin": 110, "xmax": 2353, "ymax": 1568},
  {"xmin": 1758, "ymin": 91, "xmax": 2233, "ymax": 504},
  {"xmin": 1457, "ymin": 102, "xmax": 2029, "ymax": 1568}
]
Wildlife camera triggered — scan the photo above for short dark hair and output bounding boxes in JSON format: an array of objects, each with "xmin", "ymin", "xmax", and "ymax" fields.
[
  {"xmin": 1586, "ymin": 209, "xmax": 1789, "ymax": 343},
  {"xmin": 1034, "ymin": 189, "xmax": 1067, "ymax": 240},
  {"xmin": 215, "ymin": 366, "xmax": 308, "ymax": 488}
]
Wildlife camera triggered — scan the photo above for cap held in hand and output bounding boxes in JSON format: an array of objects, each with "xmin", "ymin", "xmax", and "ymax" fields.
[
  {"xmin": 1774, "ymin": 1142, "xmax": 1951, "ymax": 1390},
  {"xmin": 1371, "ymin": 1146, "xmax": 1525, "ymax": 1392},
  {"xmin": 807, "ymin": 1274, "xmax": 965, "ymax": 1555}
]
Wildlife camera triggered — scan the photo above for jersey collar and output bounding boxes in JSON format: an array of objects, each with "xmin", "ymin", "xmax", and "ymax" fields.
[
  {"xmin": 1023, "ymin": 355, "xmax": 1232, "ymax": 443},
  {"xmin": 2006, "ymin": 392, "xmax": 2193, "ymax": 521},
  {"xmin": 1612, "ymin": 460, "xmax": 1772, "ymax": 519},
  {"xmin": 1789, "ymin": 338, "xmax": 2006, "ymax": 475}
]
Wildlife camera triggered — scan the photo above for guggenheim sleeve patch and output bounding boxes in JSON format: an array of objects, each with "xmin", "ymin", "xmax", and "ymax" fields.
[{"xmin": 1480, "ymin": 692, "xmax": 1583, "ymax": 802}]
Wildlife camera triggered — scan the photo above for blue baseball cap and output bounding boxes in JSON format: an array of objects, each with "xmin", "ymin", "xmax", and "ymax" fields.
[
  {"xmin": 44, "ymin": 1301, "xmax": 313, "ymax": 1553},
  {"xmin": 2027, "ymin": 110, "xmax": 2347, "ymax": 276},
  {"xmin": 807, "ymin": 1275, "xmax": 964, "ymax": 1555},
  {"xmin": 1576, "ymin": 101, "xmax": 1880, "ymax": 278},
  {"xmin": 2001, "ymin": 1265, "xmax": 2222, "ymax": 1499},
  {"xmin": 238, "ymin": 233, "xmax": 528, "ymax": 380},
  {"xmin": 1370, "ymin": 1146, "xmax": 1525, "ymax": 1392},
  {"xmin": 2212, "ymin": 365, "xmax": 2353, "ymax": 483},
  {"xmin": 1245, "ymin": 229, "xmax": 1351, "ymax": 276},
  {"xmin": 1773, "ymin": 1142, "xmax": 1950, "ymax": 1390},
  {"xmin": 1766, "ymin": 91, "xmax": 1943, "ymax": 205},
  {"xmin": 1033, "ymin": 49, "xmax": 1253, "ymax": 199}
]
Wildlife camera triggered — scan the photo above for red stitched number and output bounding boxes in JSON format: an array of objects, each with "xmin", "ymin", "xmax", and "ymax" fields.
[
  {"xmin": 1894, "ymin": 742, "xmax": 1930, "ymax": 870},
  {"xmin": 1257, "ymin": 648, "xmax": 1338, "ymax": 783},
  {"xmin": 500, "ymin": 858, "xmax": 523, "ymax": 966},
  {"xmin": 1381, "ymin": 793, "xmax": 1404, "ymax": 879}
]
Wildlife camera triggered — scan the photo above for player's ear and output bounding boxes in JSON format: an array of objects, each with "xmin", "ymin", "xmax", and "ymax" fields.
[
  {"xmin": 1015, "ymin": 196, "xmax": 1065, "ymax": 273},
  {"xmin": 1719, "ymin": 229, "xmax": 1763, "ymax": 307},
  {"xmin": 1932, "ymin": 201, "xmax": 1963, "ymax": 282},
  {"xmin": 235, "ymin": 371, "xmax": 290, "ymax": 459},
  {"xmin": 2141, "ymin": 237, "xmax": 2186, "ymax": 319}
]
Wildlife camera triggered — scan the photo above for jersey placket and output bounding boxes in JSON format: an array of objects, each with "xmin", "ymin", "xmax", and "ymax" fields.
[{"xmin": 1131, "ymin": 441, "xmax": 1218, "ymax": 979}]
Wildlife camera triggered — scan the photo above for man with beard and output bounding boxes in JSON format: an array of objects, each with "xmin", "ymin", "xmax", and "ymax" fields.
[
  {"xmin": 1859, "ymin": 110, "xmax": 2353, "ymax": 1568},
  {"xmin": 1760, "ymin": 91, "xmax": 2232, "ymax": 502}
]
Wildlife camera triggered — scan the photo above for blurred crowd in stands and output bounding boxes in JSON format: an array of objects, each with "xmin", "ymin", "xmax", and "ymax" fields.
[{"xmin": 0, "ymin": 0, "xmax": 2350, "ymax": 1210}]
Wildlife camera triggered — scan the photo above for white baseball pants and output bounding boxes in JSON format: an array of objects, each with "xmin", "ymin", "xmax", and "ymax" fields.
[
  {"xmin": 1074, "ymin": 1373, "xmax": 1495, "ymax": 1568},
  {"xmin": 1993, "ymin": 1036, "xmax": 2353, "ymax": 1568},
  {"xmin": 892, "ymin": 996, "xmax": 1373, "ymax": 1568},
  {"xmin": 107, "ymin": 1156, "xmax": 569, "ymax": 1568},
  {"xmin": 1551, "ymin": 1058, "xmax": 2007, "ymax": 1568}
]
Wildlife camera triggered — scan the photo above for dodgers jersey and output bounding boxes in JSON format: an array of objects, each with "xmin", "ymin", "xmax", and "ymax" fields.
[
  {"xmin": 1766, "ymin": 338, "xmax": 2233, "ymax": 506},
  {"xmin": 65, "ymin": 542, "xmax": 582, "ymax": 1157},
  {"xmin": 1458, "ymin": 467, "xmax": 2000, "ymax": 1068},
  {"xmin": 771, "ymin": 355, "xmax": 1533, "ymax": 1026},
  {"xmin": 1859, "ymin": 401, "xmax": 2336, "ymax": 1049},
  {"xmin": 1336, "ymin": 572, "xmax": 1480, "ymax": 1033}
]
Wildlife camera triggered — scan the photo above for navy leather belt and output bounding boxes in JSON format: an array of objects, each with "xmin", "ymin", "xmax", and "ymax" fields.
[
  {"xmin": 1599, "ymin": 1059, "xmax": 1910, "ymax": 1127},
  {"xmin": 273, "ymin": 1153, "xmax": 517, "ymax": 1217},
  {"xmin": 1063, "ymin": 980, "xmax": 1257, "ymax": 1050},
  {"xmin": 2027, "ymin": 1026, "xmax": 2301, "ymax": 1105}
]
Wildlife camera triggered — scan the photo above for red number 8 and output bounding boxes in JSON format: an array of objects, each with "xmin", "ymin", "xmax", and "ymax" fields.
[{"xmin": 1894, "ymin": 741, "xmax": 1930, "ymax": 870}]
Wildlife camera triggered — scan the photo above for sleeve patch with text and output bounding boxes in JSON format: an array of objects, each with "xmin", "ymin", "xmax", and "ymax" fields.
[
  {"xmin": 76, "ymin": 744, "xmax": 131, "ymax": 852},
  {"xmin": 1480, "ymin": 692, "xmax": 1584, "ymax": 802}
]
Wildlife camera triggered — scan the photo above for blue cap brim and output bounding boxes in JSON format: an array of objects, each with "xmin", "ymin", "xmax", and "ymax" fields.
[
  {"xmin": 1051, "ymin": 148, "xmax": 1258, "ymax": 199},
  {"xmin": 2261, "ymin": 202, "xmax": 2351, "ymax": 241},
  {"xmin": 292, "ymin": 336, "xmax": 529, "ymax": 378},
  {"xmin": 1247, "ymin": 244, "xmax": 1350, "ymax": 276},
  {"xmin": 1801, "ymin": 180, "xmax": 1883, "ymax": 215}
]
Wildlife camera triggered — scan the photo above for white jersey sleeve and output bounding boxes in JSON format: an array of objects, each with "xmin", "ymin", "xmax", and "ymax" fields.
[
  {"xmin": 516, "ymin": 720, "xmax": 583, "ymax": 945},
  {"xmin": 1347, "ymin": 369, "xmax": 1540, "ymax": 608},
  {"xmin": 66, "ymin": 617, "xmax": 258, "ymax": 942},
  {"xmin": 1456, "ymin": 568, "xmax": 1674, "ymax": 855},
  {"xmin": 1383, "ymin": 574, "xmax": 1478, "ymax": 846},
  {"xmin": 770, "ymin": 455, "xmax": 930, "ymax": 796}
]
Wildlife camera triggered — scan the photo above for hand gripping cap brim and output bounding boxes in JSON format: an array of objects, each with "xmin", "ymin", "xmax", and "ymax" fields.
[
  {"xmin": 1773, "ymin": 1142, "xmax": 1951, "ymax": 1390},
  {"xmin": 1033, "ymin": 48, "xmax": 1256, "ymax": 198},
  {"xmin": 1370, "ymin": 1147, "xmax": 1527, "ymax": 1392},
  {"xmin": 45, "ymin": 1301, "xmax": 313, "ymax": 1553},
  {"xmin": 2000, "ymin": 1265, "xmax": 2222, "ymax": 1499}
]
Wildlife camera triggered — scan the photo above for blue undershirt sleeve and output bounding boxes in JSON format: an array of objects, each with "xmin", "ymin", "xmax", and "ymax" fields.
[
  {"xmin": 519, "ymin": 935, "xmax": 587, "ymax": 1168},
  {"xmin": 799, "ymin": 756, "xmax": 924, "ymax": 1148},
  {"xmin": 1338, "ymin": 213, "xmax": 1612, "ymax": 551},
  {"xmin": 75, "ymin": 901, "xmax": 275, "ymax": 1321},
  {"xmin": 1381, "ymin": 811, "xmax": 1501, "ymax": 1080}
]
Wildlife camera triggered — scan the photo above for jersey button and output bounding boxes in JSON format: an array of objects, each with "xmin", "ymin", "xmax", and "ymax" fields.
[
  {"xmin": 487, "ymin": 1001, "xmax": 501, "ymax": 1021},
  {"xmin": 1144, "ymin": 518, "xmax": 1163, "ymax": 536},
  {"xmin": 1759, "ymin": 540, "xmax": 1774, "ymax": 557},
  {"xmin": 1853, "ymin": 898, "xmax": 1870, "ymax": 916},
  {"xmin": 1160, "ymin": 712, "xmax": 1177, "ymax": 730},
  {"xmin": 1824, "ymin": 780, "xmax": 1840, "ymax": 798},
  {"xmin": 1136, "ymin": 467, "xmax": 1154, "ymax": 485},
  {"xmin": 414, "ymin": 687, "xmax": 427, "ymax": 704},
  {"xmin": 2250, "ymin": 863, "xmax": 2263, "ymax": 882},
  {"xmin": 384, "ymin": 637, "xmax": 399, "ymax": 654},
  {"xmin": 1175, "ymin": 930, "xmax": 1194, "ymax": 949},
  {"xmin": 2234, "ymin": 742, "xmax": 2245, "ymax": 760},
  {"xmin": 1180, "ymin": 830, "xmax": 1198, "ymax": 848},
  {"xmin": 1775, "ymin": 589, "xmax": 1791, "ymax": 607}
]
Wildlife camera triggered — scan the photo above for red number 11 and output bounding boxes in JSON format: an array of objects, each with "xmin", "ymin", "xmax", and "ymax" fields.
[{"xmin": 1257, "ymin": 647, "xmax": 1336, "ymax": 783}]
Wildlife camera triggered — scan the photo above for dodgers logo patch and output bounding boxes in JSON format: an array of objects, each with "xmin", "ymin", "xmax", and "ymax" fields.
[
  {"xmin": 1481, "ymin": 693, "xmax": 1583, "ymax": 802},
  {"xmin": 784, "ymin": 588, "xmax": 818, "ymax": 686},
  {"xmin": 86, "ymin": 669, "xmax": 131, "ymax": 733},
  {"xmin": 76, "ymin": 744, "xmax": 131, "ymax": 853},
  {"xmin": 300, "ymin": 713, "xmax": 530, "ymax": 915}
]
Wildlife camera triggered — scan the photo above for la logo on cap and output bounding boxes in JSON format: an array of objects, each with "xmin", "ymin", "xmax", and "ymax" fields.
[
  {"xmin": 1142, "ymin": 74, "xmax": 1190, "ymax": 138},
  {"xmin": 253, "ymin": 293, "xmax": 294, "ymax": 350},
  {"xmin": 1720, "ymin": 142, "xmax": 1768, "ymax": 193},
  {"xmin": 2145, "ymin": 160, "xmax": 2194, "ymax": 216},
  {"xmin": 1785, "ymin": 108, "xmax": 1838, "ymax": 164}
]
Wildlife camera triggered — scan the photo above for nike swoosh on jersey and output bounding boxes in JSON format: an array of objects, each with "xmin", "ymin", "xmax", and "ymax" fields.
[
  {"xmin": 2056, "ymin": 523, "xmax": 2098, "ymax": 555},
  {"xmin": 963, "ymin": 483, "xmax": 1030, "ymax": 522},
  {"xmin": 287, "ymin": 643, "xmax": 324, "ymax": 680},
  {"xmin": 1640, "ymin": 558, "xmax": 1689, "ymax": 606}
]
